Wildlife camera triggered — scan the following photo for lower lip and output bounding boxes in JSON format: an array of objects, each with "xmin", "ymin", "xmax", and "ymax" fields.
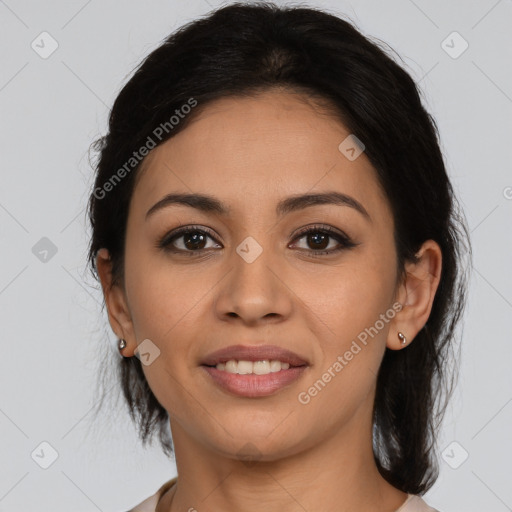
[{"xmin": 201, "ymin": 365, "xmax": 308, "ymax": 397}]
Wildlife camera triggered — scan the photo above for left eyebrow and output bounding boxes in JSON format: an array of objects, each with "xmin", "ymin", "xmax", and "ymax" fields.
[
  {"xmin": 145, "ymin": 191, "xmax": 371, "ymax": 222},
  {"xmin": 276, "ymin": 191, "xmax": 371, "ymax": 222}
]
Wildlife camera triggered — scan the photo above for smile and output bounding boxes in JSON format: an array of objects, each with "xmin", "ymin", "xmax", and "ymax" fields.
[
  {"xmin": 213, "ymin": 359, "xmax": 291, "ymax": 375},
  {"xmin": 201, "ymin": 363, "xmax": 308, "ymax": 397}
]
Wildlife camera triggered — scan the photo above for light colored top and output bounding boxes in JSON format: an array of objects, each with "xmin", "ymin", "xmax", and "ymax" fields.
[{"xmin": 126, "ymin": 477, "xmax": 440, "ymax": 512}]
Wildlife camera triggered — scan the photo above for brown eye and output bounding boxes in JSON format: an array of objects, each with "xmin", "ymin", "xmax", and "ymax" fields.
[
  {"xmin": 181, "ymin": 231, "xmax": 208, "ymax": 250},
  {"xmin": 290, "ymin": 225, "xmax": 357, "ymax": 255},
  {"xmin": 304, "ymin": 231, "xmax": 330, "ymax": 251},
  {"xmin": 157, "ymin": 226, "xmax": 221, "ymax": 255}
]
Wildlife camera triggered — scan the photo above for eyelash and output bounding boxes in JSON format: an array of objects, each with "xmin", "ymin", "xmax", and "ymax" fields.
[{"xmin": 156, "ymin": 224, "xmax": 357, "ymax": 257}]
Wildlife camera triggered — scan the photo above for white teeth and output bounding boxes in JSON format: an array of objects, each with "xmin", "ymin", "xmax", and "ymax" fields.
[
  {"xmin": 225, "ymin": 360, "xmax": 237, "ymax": 373},
  {"xmin": 269, "ymin": 360, "xmax": 283, "ymax": 372},
  {"xmin": 215, "ymin": 359, "xmax": 291, "ymax": 374},
  {"xmin": 253, "ymin": 360, "xmax": 270, "ymax": 375},
  {"xmin": 237, "ymin": 360, "xmax": 253, "ymax": 375}
]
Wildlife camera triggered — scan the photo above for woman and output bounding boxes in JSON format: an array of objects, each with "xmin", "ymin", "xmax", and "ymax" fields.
[{"xmin": 88, "ymin": 2, "xmax": 470, "ymax": 511}]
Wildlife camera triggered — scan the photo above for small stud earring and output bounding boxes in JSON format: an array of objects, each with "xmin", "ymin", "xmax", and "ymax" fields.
[
  {"xmin": 118, "ymin": 339, "xmax": 127, "ymax": 351},
  {"xmin": 398, "ymin": 332, "xmax": 407, "ymax": 346}
]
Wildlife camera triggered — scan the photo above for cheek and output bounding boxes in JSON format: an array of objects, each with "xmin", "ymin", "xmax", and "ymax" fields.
[
  {"xmin": 292, "ymin": 251, "xmax": 397, "ymax": 405},
  {"xmin": 122, "ymin": 248, "xmax": 220, "ymax": 397},
  {"xmin": 295, "ymin": 282, "xmax": 391, "ymax": 426},
  {"xmin": 123, "ymin": 237, "xmax": 205, "ymax": 342},
  {"xmin": 125, "ymin": 259, "xmax": 203, "ymax": 419},
  {"xmin": 293, "ymin": 250, "xmax": 397, "ymax": 346}
]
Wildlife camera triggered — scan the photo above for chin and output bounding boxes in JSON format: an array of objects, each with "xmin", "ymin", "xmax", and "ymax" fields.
[{"xmin": 203, "ymin": 423, "xmax": 306, "ymax": 463}]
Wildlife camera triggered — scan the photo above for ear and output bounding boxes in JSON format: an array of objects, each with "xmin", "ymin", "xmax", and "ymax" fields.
[
  {"xmin": 95, "ymin": 248, "xmax": 137, "ymax": 356},
  {"xmin": 387, "ymin": 240, "xmax": 442, "ymax": 350}
]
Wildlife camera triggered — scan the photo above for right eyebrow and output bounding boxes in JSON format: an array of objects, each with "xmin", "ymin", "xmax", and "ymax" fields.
[{"xmin": 146, "ymin": 193, "xmax": 230, "ymax": 220}]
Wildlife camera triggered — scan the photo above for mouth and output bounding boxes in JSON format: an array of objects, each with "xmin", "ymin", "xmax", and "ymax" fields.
[
  {"xmin": 200, "ymin": 344, "xmax": 309, "ymax": 397},
  {"xmin": 203, "ymin": 359, "xmax": 302, "ymax": 374},
  {"xmin": 201, "ymin": 344, "xmax": 308, "ymax": 367}
]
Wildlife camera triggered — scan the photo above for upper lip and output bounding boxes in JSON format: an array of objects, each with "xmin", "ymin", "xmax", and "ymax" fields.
[{"xmin": 201, "ymin": 344, "xmax": 309, "ymax": 367}]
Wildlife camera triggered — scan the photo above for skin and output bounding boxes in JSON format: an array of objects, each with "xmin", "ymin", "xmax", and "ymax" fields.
[{"xmin": 96, "ymin": 88, "xmax": 442, "ymax": 512}]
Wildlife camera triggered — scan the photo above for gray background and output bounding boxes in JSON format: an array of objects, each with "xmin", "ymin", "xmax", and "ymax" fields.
[{"xmin": 1, "ymin": 0, "xmax": 511, "ymax": 510}]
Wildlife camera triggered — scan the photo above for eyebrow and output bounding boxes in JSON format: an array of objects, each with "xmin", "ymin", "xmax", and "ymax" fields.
[{"xmin": 145, "ymin": 191, "xmax": 371, "ymax": 221}]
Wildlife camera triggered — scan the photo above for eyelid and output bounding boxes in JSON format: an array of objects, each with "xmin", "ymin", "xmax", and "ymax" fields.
[
  {"xmin": 290, "ymin": 223, "xmax": 350, "ymax": 241},
  {"xmin": 156, "ymin": 224, "xmax": 220, "ymax": 249}
]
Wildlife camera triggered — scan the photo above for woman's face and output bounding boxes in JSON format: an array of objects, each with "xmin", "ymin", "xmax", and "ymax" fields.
[{"xmin": 118, "ymin": 89, "xmax": 402, "ymax": 460}]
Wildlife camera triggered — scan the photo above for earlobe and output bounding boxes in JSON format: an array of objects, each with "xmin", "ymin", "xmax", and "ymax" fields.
[
  {"xmin": 95, "ymin": 248, "xmax": 136, "ymax": 356},
  {"xmin": 387, "ymin": 240, "xmax": 442, "ymax": 350}
]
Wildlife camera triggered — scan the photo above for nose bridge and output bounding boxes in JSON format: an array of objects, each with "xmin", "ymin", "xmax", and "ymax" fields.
[
  {"xmin": 214, "ymin": 231, "xmax": 291, "ymax": 322},
  {"xmin": 234, "ymin": 233, "xmax": 274, "ymax": 289}
]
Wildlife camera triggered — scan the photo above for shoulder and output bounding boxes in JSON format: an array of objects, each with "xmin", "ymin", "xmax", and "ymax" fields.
[
  {"xmin": 125, "ymin": 476, "xmax": 178, "ymax": 512},
  {"xmin": 398, "ymin": 494, "xmax": 441, "ymax": 512},
  {"xmin": 123, "ymin": 481, "xmax": 439, "ymax": 512}
]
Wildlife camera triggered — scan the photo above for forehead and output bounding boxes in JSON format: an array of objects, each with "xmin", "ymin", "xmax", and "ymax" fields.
[{"xmin": 131, "ymin": 90, "xmax": 391, "ymax": 223}]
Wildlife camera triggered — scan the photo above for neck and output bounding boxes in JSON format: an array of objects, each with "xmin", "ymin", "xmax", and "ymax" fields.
[{"xmin": 159, "ymin": 401, "xmax": 408, "ymax": 512}]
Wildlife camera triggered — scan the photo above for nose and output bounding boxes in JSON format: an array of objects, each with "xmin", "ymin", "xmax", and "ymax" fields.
[{"xmin": 213, "ymin": 238, "xmax": 293, "ymax": 326}]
